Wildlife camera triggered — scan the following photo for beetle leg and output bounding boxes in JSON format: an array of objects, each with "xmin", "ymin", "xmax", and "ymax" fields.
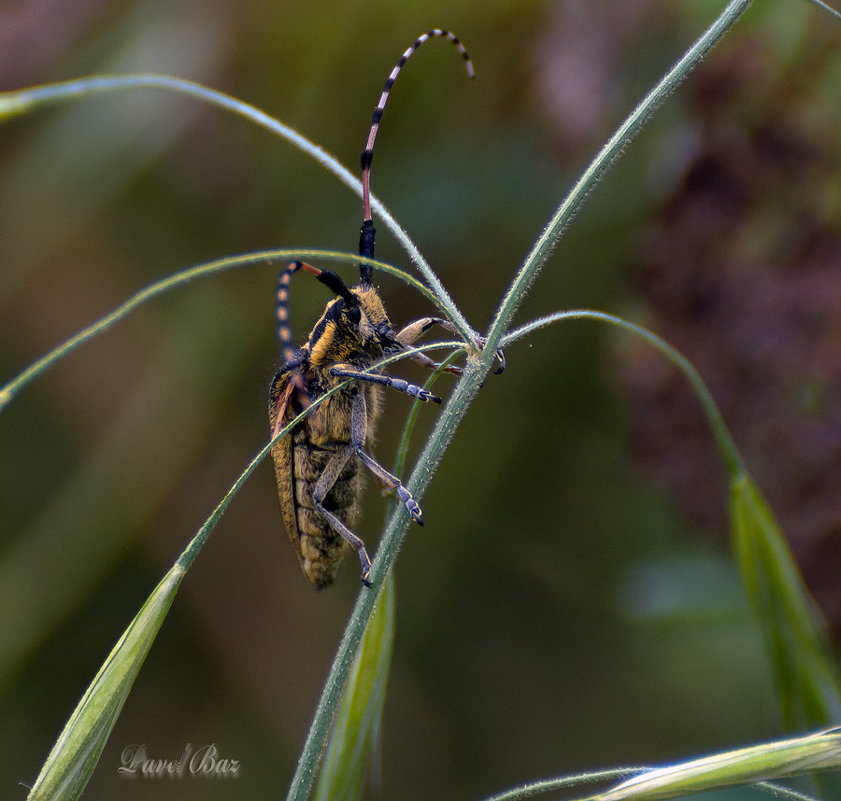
[
  {"xmin": 393, "ymin": 317, "xmax": 464, "ymax": 375},
  {"xmin": 330, "ymin": 365, "xmax": 441, "ymax": 403},
  {"xmin": 351, "ymin": 391, "xmax": 424, "ymax": 526},
  {"xmin": 395, "ymin": 317, "xmax": 505, "ymax": 374},
  {"xmin": 312, "ymin": 447, "xmax": 373, "ymax": 586}
]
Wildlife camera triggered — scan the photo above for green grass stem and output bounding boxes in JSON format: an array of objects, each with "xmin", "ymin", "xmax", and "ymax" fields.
[{"xmin": 482, "ymin": 0, "xmax": 754, "ymax": 372}]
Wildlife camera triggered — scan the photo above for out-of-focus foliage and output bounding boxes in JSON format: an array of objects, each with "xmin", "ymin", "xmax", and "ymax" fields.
[
  {"xmin": 2, "ymin": 1, "xmax": 840, "ymax": 800},
  {"xmin": 619, "ymin": 18, "xmax": 841, "ymax": 635}
]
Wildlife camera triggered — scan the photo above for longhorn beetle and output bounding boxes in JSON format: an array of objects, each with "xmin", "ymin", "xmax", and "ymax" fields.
[{"xmin": 268, "ymin": 29, "xmax": 502, "ymax": 589}]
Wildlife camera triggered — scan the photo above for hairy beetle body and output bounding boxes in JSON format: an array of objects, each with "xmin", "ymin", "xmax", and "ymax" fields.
[
  {"xmin": 270, "ymin": 285, "xmax": 391, "ymax": 588},
  {"xmin": 268, "ymin": 31, "xmax": 498, "ymax": 588}
]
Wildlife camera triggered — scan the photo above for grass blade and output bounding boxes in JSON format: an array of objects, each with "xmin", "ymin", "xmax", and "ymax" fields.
[
  {"xmin": 588, "ymin": 728, "xmax": 841, "ymax": 801},
  {"xmin": 482, "ymin": 0, "xmax": 754, "ymax": 371},
  {"xmin": 0, "ymin": 248, "xmax": 440, "ymax": 411},
  {"xmin": 26, "ymin": 564, "xmax": 185, "ymax": 801},
  {"xmin": 314, "ymin": 572, "xmax": 396, "ymax": 801},
  {"xmin": 731, "ymin": 476, "xmax": 841, "ymax": 728},
  {"xmin": 21, "ymin": 401, "xmax": 324, "ymax": 799},
  {"xmin": 506, "ymin": 310, "xmax": 841, "ymax": 735},
  {"xmin": 0, "ymin": 74, "xmax": 471, "ymax": 339}
]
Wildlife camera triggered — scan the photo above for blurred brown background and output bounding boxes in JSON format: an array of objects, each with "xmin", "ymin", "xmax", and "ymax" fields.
[{"xmin": 2, "ymin": 1, "xmax": 841, "ymax": 799}]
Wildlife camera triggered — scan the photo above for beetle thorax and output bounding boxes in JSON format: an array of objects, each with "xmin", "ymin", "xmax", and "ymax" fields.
[{"xmin": 305, "ymin": 284, "xmax": 393, "ymax": 369}]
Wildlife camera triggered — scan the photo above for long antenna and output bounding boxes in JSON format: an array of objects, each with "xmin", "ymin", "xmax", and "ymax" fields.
[{"xmin": 358, "ymin": 29, "xmax": 474, "ymax": 284}]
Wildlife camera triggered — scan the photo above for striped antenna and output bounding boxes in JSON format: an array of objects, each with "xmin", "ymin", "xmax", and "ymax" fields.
[
  {"xmin": 358, "ymin": 29, "xmax": 474, "ymax": 284},
  {"xmin": 276, "ymin": 261, "xmax": 307, "ymax": 364},
  {"xmin": 277, "ymin": 261, "xmax": 358, "ymax": 361}
]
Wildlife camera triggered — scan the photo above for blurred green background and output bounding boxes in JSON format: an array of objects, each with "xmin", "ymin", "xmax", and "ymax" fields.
[{"xmin": 2, "ymin": 1, "xmax": 841, "ymax": 799}]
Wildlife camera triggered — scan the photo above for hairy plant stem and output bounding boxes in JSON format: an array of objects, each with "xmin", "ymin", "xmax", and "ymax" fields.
[
  {"xmin": 481, "ymin": 0, "xmax": 753, "ymax": 373},
  {"xmin": 285, "ymin": 2, "xmax": 755, "ymax": 798},
  {"xmin": 284, "ymin": 356, "xmax": 485, "ymax": 801}
]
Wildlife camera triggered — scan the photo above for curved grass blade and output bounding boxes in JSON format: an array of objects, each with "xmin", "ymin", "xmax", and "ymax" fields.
[
  {"xmin": 482, "ymin": 0, "xmax": 754, "ymax": 374},
  {"xmin": 314, "ymin": 572, "xmax": 396, "ymax": 801},
  {"xmin": 23, "ymin": 340, "xmax": 459, "ymax": 801},
  {"xmin": 479, "ymin": 768, "xmax": 645, "ymax": 801},
  {"xmin": 800, "ymin": 0, "xmax": 841, "ymax": 23},
  {"xmin": 0, "ymin": 74, "xmax": 472, "ymax": 341},
  {"xmin": 502, "ymin": 311, "xmax": 743, "ymax": 475},
  {"xmin": 584, "ymin": 728, "xmax": 841, "ymax": 801},
  {"xmin": 0, "ymin": 248, "xmax": 441, "ymax": 411},
  {"xmin": 505, "ymin": 310, "xmax": 841, "ymax": 736},
  {"xmin": 22, "ymin": 392, "xmax": 332, "ymax": 800},
  {"xmin": 732, "ymin": 477, "xmax": 841, "ymax": 728},
  {"xmin": 26, "ymin": 563, "xmax": 185, "ymax": 801}
]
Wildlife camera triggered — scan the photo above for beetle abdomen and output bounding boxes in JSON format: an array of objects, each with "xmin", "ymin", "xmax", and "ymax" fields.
[{"xmin": 291, "ymin": 436, "xmax": 363, "ymax": 588}]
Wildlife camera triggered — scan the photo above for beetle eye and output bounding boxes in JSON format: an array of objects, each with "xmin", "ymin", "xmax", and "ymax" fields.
[{"xmin": 346, "ymin": 305, "xmax": 361, "ymax": 325}]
